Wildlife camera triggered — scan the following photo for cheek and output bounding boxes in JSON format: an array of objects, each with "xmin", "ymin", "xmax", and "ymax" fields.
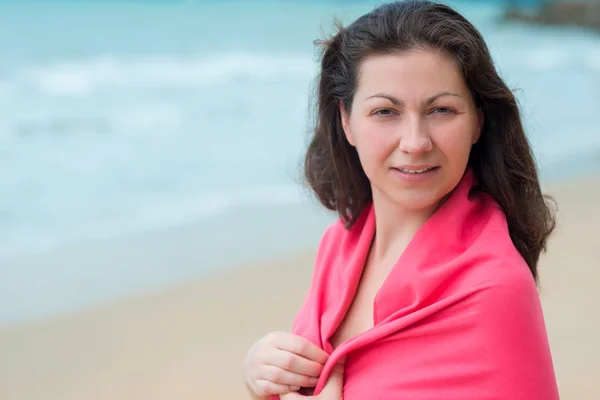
[
  {"xmin": 352, "ymin": 121, "xmax": 396, "ymax": 165},
  {"xmin": 433, "ymin": 124, "xmax": 476, "ymax": 161}
]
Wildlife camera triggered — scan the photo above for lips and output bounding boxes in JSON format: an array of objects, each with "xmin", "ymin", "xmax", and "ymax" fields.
[{"xmin": 393, "ymin": 166, "xmax": 440, "ymax": 174}]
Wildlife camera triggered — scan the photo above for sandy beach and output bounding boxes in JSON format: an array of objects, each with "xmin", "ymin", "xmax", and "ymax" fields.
[{"xmin": 1, "ymin": 172, "xmax": 599, "ymax": 400}]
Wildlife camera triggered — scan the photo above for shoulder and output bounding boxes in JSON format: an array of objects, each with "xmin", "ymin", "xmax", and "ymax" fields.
[
  {"xmin": 468, "ymin": 219, "xmax": 541, "ymax": 318},
  {"xmin": 464, "ymin": 196, "xmax": 538, "ymax": 307},
  {"xmin": 316, "ymin": 218, "xmax": 346, "ymax": 252},
  {"xmin": 315, "ymin": 204, "xmax": 372, "ymax": 262},
  {"xmin": 475, "ymin": 261, "xmax": 541, "ymax": 324},
  {"xmin": 471, "ymin": 255, "xmax": 553, "ymax": 359},
  {"xmin": 309, "ymin": 219, "xmax": 347, "ymax": 282},
  {"xmin": 311, "ymin": 205, "xmax": 373, "ymax": 282},
  {"xmin": 469, "ymin": 262, "xmax": 559, "ymax": 398}
]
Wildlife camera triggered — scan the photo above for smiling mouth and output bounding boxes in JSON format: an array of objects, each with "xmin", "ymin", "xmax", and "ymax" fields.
[{"xmin": 393, "ymin": 166, "xmax": 440, "ymax": 174}]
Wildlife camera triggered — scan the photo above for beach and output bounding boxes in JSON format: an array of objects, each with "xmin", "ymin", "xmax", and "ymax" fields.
[
  {"xmin": 1, "ymin": 171, "xmax": 599, "ymax": 400},
  {"xmin": 1, "ymin": 1, "xmax": 600, "ymax": 399}
]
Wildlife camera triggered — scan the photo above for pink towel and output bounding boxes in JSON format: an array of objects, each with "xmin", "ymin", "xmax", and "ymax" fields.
[{"xmin": 278, "ymin": 169, "xmax": 559, "ymax": 399}]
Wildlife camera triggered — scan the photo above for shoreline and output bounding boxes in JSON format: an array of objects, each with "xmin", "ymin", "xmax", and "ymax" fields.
[
  {"xmin": 0, "ymin": 200, "xmax": 335, "ymax": 327},
  {"xmin": 2, "ymin": 164, "xmax": 598, "ymax": 328}
]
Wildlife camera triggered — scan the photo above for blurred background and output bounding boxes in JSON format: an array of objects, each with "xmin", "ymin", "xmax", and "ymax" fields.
[{"xmin": 0, "ymin": 0, "xmax": 598, "ymax": 399}]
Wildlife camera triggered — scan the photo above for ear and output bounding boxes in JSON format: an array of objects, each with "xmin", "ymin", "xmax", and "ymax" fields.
[
  {"xmin": 339, "ymin": 101, "xmax": 355, "ymax": 147},
  {"xmin": 473, "ymin": 108, "xmax": 484, "ymax": 144}
]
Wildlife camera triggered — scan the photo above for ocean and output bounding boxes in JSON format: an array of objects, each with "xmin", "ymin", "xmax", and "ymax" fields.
[{"xmin": 1, "ymin": 0, "xmax": 599, "ymax": 325}]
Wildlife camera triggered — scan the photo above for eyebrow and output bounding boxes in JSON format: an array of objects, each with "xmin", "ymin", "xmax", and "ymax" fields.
[{"xmin": 364, "ymin": 91, "xmax": 462, "ymax": 105}]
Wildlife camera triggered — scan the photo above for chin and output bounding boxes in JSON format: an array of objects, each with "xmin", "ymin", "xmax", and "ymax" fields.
[{"xmin": 390, "ymin": 188, "xmax": 450, "ymax": 212}]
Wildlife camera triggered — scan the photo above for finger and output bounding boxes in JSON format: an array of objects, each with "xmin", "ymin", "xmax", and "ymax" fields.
[
  {"xmin": 261, "ymin": 365, "xmax": 320, "ymax": 388},
  {"xmin": 272, "ymin": 333, "xmax": 329, "ymax": 364},
  {"xmin": 265, "ymin": 349, "xmax": 324, "ymax": 377},
  {"xmin": 254, "ymin": 379, "xmax": 300, "ymax": 396}
]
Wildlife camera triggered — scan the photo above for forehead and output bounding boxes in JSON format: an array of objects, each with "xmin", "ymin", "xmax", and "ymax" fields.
[{"xmin": 355, "ymin": 49, "xmax": 467, "ymax": 97}]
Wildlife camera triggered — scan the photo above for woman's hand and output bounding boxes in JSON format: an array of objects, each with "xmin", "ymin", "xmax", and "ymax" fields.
[
  {"xmin": 280, "ymin": 362, "xmax": 345, "ymax": 400},
  {"xmin": 243, "ymin": 331, "xmax": 329, "ymax": 399}
]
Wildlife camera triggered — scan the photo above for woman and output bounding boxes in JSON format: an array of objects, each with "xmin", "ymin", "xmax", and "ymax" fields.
[{"xmin": 244, "ymin": 1, "xmax": 559, "ymax": 399}]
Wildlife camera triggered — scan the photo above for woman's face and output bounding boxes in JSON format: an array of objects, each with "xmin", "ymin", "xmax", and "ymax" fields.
[{"xmin": 341, "ymin": 49, "xmax": 483, "ymax": 212}]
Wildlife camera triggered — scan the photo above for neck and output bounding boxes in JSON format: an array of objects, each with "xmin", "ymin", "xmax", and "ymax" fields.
[{"xmin": 370, "ymin": 188, "xmax": 443, "ymax": 262}]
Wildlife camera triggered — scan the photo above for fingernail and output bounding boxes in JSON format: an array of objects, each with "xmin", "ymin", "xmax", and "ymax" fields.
[
  {"xmin": 310, "ymin": 377, "xmax": 319, "ymax": 384},
  {"xmin": 290, "ymin": 386, "xmax": 300, "ymax": 391}
]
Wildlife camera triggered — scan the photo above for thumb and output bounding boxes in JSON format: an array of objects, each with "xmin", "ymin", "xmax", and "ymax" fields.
[{"xmin": 318, "ymin": 362, "xmax": 345, "ymax": 399}]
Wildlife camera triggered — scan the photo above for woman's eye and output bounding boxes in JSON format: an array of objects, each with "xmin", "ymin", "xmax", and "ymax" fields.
[
  {"xmin": 432, "ymin": 107, "xmax": 454, "ymax": 114},
  {"xmin": 374, "ymin": 109, "xmax": 395, "ymax": 116}
]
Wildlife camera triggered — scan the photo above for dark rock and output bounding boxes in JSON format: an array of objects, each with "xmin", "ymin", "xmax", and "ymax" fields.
[{"xmin": 503, "ymin": 0, "xmax": 600, "ymax": 32}]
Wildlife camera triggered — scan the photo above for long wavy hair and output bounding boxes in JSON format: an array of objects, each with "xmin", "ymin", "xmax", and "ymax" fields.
[{"xmin": 303, "ymin": 0, "xmax": 557, "ymax": 281}]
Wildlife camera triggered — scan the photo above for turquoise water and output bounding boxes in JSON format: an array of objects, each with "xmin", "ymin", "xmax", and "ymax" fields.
[{"xmin": 0, "ymin": 0, "xmax": 599, "ymax": 324}]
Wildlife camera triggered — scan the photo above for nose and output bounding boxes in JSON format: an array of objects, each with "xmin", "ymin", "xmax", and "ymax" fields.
[{"xmin": 398, "ymin": 117, "xmax": 433, "ymax": 154}]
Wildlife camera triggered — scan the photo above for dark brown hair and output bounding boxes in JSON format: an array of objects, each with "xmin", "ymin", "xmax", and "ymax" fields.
[{"xmin": 303, "ymin": 0, "xmax": 556, "ymax": 281}]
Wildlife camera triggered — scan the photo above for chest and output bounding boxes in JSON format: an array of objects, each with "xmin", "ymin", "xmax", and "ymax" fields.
[{"xmin": 329, "ymin": 258, "xmax": 391, "ymax": 350}]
